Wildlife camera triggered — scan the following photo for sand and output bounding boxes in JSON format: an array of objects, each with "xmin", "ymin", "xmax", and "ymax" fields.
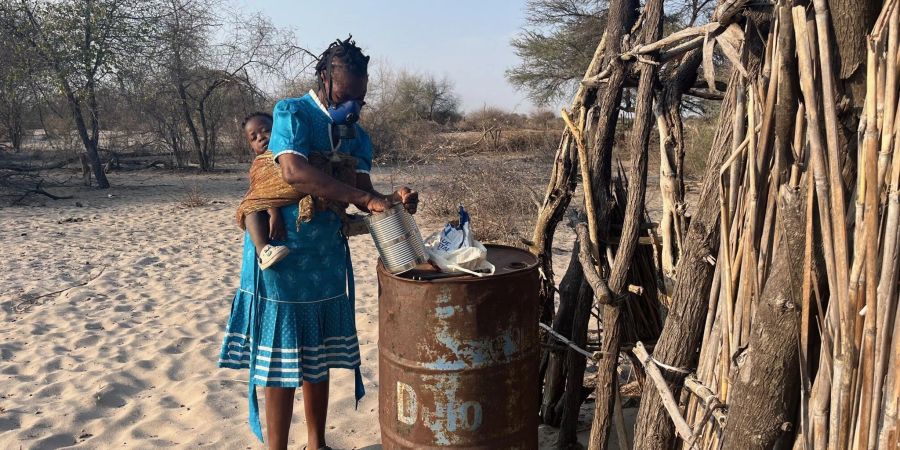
[{"xmin": 0, "ymin": 166, "xmax": 588, "ymax": 449}]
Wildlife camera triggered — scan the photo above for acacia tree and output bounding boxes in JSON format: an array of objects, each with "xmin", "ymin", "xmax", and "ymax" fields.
[
  {"xmin": 0, "ymin": 0, "xmax": 158, "ymax": 188},
  {"xmin": 383, "ymin": 70, "xmax": 461, "ymax": 124},
  {"xmin": 507, "ymin": 0, "xmax": 608, "ymax": 106},
  {"xmin": 508, "ymin": 0, "xmax": 715, "ymax": 106}
]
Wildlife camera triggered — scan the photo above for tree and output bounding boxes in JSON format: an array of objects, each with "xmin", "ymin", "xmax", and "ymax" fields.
[
  {"xmin": 507, "ymin": 0, "xmax": 715, "ymax": 106},
  {"xmin": 145, "ymin": 0, "xmax": 303, "ymax": 170},
  {"xmin": 507, "ymin": 0, "xmax": 607, "ymax": 106},
  {"xmin": 386, "ymin": 70, "xmax": 461, "ymax": 124},
  {"xmin": 0, "ymin": 33, "xmax": 34, "ymax": 152},
  {"xmin": 0, "ymin": 0, "xmax": 159, "ymax": 188}
]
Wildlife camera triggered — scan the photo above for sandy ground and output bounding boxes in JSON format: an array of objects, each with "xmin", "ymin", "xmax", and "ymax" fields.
[{"xmin": 0, "ymin": 164, "xmax": 602, "ymax": 449}]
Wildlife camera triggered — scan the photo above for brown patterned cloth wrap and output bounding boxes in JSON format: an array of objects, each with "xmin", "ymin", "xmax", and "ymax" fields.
[{"xmin": 235, "ymin": 150, "xmax": 366, "ymax": 235}]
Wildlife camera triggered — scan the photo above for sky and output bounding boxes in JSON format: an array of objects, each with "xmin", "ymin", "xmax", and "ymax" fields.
[{"xmin": 240, "ymin": 1, "xmax": 538, "ymax": 113}]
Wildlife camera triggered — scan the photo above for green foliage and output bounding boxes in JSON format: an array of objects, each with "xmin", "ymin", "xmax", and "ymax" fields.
[
  {"xmin": 507, "ymin": 0, "xmax": 607, "ymax": 106},
  {"xmin": 507, "ymin": 0, "xmax": 715, "ymax": 106},
  {"xmin": 1, "ymin": 0, "xmax": 157, "ymax": 93}
]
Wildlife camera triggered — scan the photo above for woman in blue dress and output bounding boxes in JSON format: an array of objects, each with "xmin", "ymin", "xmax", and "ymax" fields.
[{"xmin": 218, "ymin": 37, "xmax": 418, "ymax": 450}]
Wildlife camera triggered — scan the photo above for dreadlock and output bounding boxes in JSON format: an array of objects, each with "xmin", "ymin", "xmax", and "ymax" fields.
[
  {"xmin": 241, "ymin": 111, "xmax": 273, "ymax": 130},
  {"xmin": 315, "ymin": 35, "xmax": 370, "ymax": 105}
]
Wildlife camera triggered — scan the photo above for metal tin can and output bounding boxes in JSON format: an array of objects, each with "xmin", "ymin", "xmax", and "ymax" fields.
[
  {"xmin": 365, "ymin": 204, "xmax": 429, "ymax": 274},
  {"xmin": 377, "ymin": 245, "xmax": 540, "ymax": 449}
]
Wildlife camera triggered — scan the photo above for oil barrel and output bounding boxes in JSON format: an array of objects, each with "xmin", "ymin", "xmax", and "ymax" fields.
[{"xmin": 377, "ymin": 244, "xmax": 540, "ymax": 449}]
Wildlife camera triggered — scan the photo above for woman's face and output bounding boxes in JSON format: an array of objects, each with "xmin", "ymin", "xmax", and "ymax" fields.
[
  {"xmin": 244, "ymin": 117, "xmax": 271, "ymax": 156},
  {"xmin": 323, "ymin": 67, "xmax": 368, "ymax": 106}
]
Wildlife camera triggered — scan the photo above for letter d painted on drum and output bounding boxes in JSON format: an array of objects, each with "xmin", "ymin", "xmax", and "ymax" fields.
[{"xmin": 397, "ymin": 381, "xmax": 418, "ymax": 425}]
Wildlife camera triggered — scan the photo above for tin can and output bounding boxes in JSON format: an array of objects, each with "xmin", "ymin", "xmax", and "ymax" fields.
[{"xmin": 365, "ymin": 204, "xmax": 428, "ymax": 274}]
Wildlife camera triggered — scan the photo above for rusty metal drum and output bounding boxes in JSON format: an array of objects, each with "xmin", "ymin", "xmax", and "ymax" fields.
[{"xmin": 377, "ymin": 245, "xmax": 540, "ymax": 449}]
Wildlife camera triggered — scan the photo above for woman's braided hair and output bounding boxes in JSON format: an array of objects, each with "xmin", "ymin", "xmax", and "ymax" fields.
[{"xmin": 315, "ymin": 36, "xmax": 369, "ymax": 104}]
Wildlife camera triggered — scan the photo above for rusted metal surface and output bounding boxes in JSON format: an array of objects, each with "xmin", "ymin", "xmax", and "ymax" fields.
[{"xmin": 378, "ymin": 245, "xmax": 541, "ymax": 449}]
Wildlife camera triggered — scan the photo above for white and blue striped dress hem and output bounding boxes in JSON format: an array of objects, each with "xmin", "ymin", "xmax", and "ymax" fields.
[{"xmin": 218, "ymin": 332, "xmax": 361, "ymax": 386}]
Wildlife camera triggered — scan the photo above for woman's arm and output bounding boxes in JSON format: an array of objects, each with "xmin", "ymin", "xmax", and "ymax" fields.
[
  {"xmin": 356, "ymin": 173, "xmax": 419, "ymax": 214},
  {"xmin": 278, "ymin": 153, "xmax": 390, "ymax": 213}
]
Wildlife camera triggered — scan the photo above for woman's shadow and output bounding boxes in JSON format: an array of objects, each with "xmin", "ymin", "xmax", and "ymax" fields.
[{"xmin": 356, "ymin": 446, "xmax": 381, "ymax": 450}]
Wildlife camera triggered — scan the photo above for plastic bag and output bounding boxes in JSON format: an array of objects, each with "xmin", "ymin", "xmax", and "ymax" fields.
[{"xmin": 425, "ymin": 206, "xmax": 495, "ymax": 276}]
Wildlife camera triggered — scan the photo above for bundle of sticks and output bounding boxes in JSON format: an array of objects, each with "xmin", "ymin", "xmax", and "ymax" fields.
[
  {"xmin": 678, "ymin": 1, "xmax": 900, "ymax": 448},
  {"xmin": 531, "ymin": 0, "xmax": 899, "ymax": 448}
]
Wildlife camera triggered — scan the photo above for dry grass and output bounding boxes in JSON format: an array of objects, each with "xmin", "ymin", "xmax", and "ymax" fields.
[
  {"xmin": 371, "ymin": 123, "xmax": 562, "ymax": 165},
  {"xmin": 682, "ymin": 117, "xmax": 717, "ymax": 179},
  {"xmin": 414, "ymin": 153, "xmax": 553, "ymax": 246},
  {"xmin": 178, "ymin": 185, "xmax": 208, "ymax": 208}
]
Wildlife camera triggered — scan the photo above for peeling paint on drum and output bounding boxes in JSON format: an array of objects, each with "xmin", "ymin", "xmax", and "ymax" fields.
[{"xmin": 378, "ymin": 245, "xmax": 540, "ymax": 449}]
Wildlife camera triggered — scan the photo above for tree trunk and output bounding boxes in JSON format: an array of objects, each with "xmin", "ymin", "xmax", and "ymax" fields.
[
  {"xmin": 178, "ymin": 82, "xmax": 207, "ymax": 170},
  {"xmin": 587, "ymin": 0, "xmax": 663, "ymax": 447},
  {"xmin": 2, "ymin": 100, "xmax": 24, "ymax": 152},
  {"xmin": 549, "ymin": 0, "xmax": 638, "ymax": 446},
  {"xmin": 556, "ymin": 278, "xmax": 596, "ymax": 449},
  {"xmin": 830, "ymin": 0, "xmax": 881, "ymax": 185},
  {"xmin": 631, "ymin": 70, "xmax": 741, "ymax": 450},
  {"xmin": 657, "ymin": 49, "xmax": 702, "ymax": 288},
  {"xmin": 531, "ymin": 131, "xmax": 578, "ymax": 328},
  {"xmin": 542, "ymin": 235, "xmax": 590, "ymax": 426},
  {"xmin": 63, "ymin": 83, "xmax": 109, "ymax": 188},
  {"xmin": 530, "ymin": 22, "xmax": 608, "ymax": 330},
  {"xmin": 720, "ymin": 185, "xmax": 806, "ymax": 450}
]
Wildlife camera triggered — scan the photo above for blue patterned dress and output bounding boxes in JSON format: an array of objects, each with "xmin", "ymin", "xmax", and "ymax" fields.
[{"xmin": 218, "ymin": 91, "xmax": 373, "ymax": 442}]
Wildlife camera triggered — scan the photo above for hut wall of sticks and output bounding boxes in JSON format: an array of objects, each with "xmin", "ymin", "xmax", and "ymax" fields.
[{"xmin": 528, "ymin": 0, "xmax": 900, "ymax": 449}]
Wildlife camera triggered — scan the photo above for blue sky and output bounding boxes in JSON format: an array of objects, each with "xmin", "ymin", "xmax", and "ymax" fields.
[{"xmin": 241, "ymin": 1, "xmax": 538, "ymax": 113}]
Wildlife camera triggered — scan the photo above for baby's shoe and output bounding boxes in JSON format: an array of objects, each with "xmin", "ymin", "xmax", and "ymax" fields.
[{"xmin": 259, "ymin": 244, "xmax": 290, "ymax": 270}]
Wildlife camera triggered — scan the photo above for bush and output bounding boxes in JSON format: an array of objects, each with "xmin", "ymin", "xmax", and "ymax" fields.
[
  {"xmin": 178, "ymin": 185, "xmax": 208, "ymax": 208},
  {"xmin": 418, "ymin": 156, "xmax": 548, "ymax": 246},
  {"xmin": 458, "ymin": 107, "xmax": 527, "ymax": 131}
]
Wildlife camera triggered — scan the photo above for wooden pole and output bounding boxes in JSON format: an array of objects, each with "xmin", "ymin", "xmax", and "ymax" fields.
[
  {"xmin": 633, "ymin": 342, "xmax": 696, "ymax": 445},
  {"xmin": 632, "ymin": 70, "xmax": 741, "ymax": 450},
  {"xmin": 587, "ymin": 0, "xmax": 664, "ymax": 446}
]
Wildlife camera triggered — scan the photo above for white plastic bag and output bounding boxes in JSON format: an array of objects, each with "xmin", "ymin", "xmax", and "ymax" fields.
[{"xmin": 425, "ymin": 206, "xmax": 495, "ymax": 276}]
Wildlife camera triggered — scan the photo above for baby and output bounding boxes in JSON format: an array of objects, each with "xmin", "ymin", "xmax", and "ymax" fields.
[{"xmin": 235, "ymin": 112, "xmax": 294, "ymax": 269}]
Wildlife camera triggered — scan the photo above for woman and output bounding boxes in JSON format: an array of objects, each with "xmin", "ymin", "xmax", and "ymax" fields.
[{"xmin": 218, "ymin": 37, "xmax": 418, "ymax": 450}]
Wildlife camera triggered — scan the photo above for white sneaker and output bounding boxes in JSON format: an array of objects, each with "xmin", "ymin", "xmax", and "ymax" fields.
[{"xmin": 259, "ymin": 244, "xmax": 290, "ymax": 270}]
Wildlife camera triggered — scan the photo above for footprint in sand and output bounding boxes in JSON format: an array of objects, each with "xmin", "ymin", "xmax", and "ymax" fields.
[
  {"xmin": 95, "ymin": 382, "xmax": 142, "ymax": 408},
  {"xmin": 84, "ymin": 322, "xmax": 104, "ymax": 331},
  {"xmin": 0, "ymin": 342, "xmax": 24, "ymax": 360},
  {"xmin": 160, "ymin": 337, "xmax": 194, "ymax": 355},
  {"xmin": 157, "ymin": 394, "xmax": 183, "ymax": 409},
  {"xmin": 135, "ymin": 256, "xmax": 161, "ymax": 267},
  {"xmin": 33, "ymin": 381, "xmax": 65, "ymax": 399},
  {"xmin": 33, "ymin": 433, "xmax": 77, "ymax": 448},
  {"xmin": 0, "ymin": 417, "xmax": 21, "ymax": 433},
  {"xmin": 29, "ymin": 323, "xmax": 55, "ymax": 335},
  {"xmin": 74, "ymin": 334, "xmax": 100, "ymax": 348},
  {"xmin": 135, "ymin": 359, "xmax": 156, "ymax": 370}
]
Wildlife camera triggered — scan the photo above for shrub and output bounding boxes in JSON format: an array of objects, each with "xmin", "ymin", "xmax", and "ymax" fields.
[{"xmin": 418, "ymin": 156, "xmax": 547, "ymax": 246}]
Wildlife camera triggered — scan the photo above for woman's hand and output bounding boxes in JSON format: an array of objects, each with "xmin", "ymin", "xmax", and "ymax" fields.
[
  {"xmin": 390, "ymin": 187, "xmax": 419, "ymax": 214},
  {"xmin": 268, "ymin": 208, "xmax": 286, "ymax": 241},
  {"xmin": 364, "ymin": 194, "xmax": 392, "ymax": 214}
]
